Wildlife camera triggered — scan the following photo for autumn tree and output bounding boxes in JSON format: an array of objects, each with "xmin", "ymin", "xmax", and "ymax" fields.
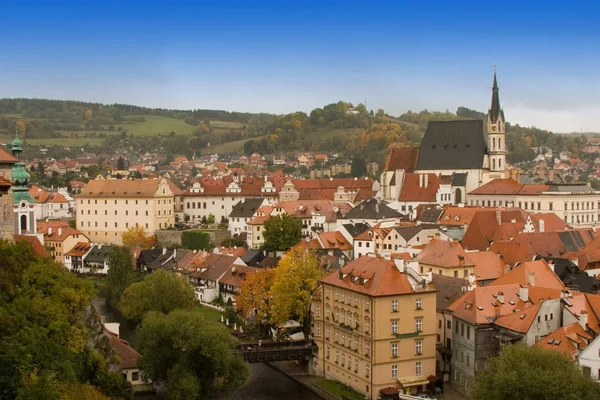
[
  {"xmin": 137, "ymin": 310, "xmax": 248, "ymax": 399},
  {"xmin": 85, "ymin": 109, "xmax": 93, "ymax": 120},
  {"xmin": 104, "ymin": 246, "xmax": 137, "ymax": 308},
  {"xmin": 121, "ymin": 225, "xmax": 154, "ymax": 249},
  {"xmin": 16, "ymin": 120, "xmax": 25, "ymax": 135},
  {"xmin": 120, "ymin": 270, "xmax": 196, "ymax": 321},
  {"xmin": 270, "ymin": 247, "xmax": 323, "ymax": 338},
  {"xmin": 263, "ymin": 213, "xmax": 302, "ymax": 253},
  {"xmin": 236, "ymin": 268, "xmax": 275, "ymax": 322},
  {"xmin": 470, "ymin": 344, "xmax": 600, "ymax": 400}
]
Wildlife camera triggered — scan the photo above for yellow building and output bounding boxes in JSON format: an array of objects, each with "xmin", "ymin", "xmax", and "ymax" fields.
[
  {"xmin": 44, "ymin": 226, "xmax": 90, "ymax": 264},
  {"xmin": 415, "ymin": 239, "xmax": 475, "ymax": 278},
  {"xmin": 313, "ymin": 256, "xmax": 437, "ymax": 399},
  {"xmin": 76, "ymin": 177, "xmax": 175, "ymax": 245}
]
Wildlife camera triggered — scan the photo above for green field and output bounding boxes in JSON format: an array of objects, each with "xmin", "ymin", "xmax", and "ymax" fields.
[
  {"xmin": 313, "ymin": 378, "xmax": 365, "ymax": 400},
  {"xmin": 202, "ymin": 136, "xmax": 267, "ymax": 155},
  {"xmin": 0, "ymin": 136, "xmax": 105, "ymax": 147},
  {"xmin": 195, "ymin": 304, "xmax": 224, "ymax": 322}
]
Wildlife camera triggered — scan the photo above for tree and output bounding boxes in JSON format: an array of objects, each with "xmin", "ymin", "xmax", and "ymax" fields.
[
  {"xmin": 16, "ymin": 120, "xmax": 25, "ymax": 135},
  {"xmin": 351, "ymin": 156, "xmax": 367, "ymax": 177},
  {"xmin": 85, "ymin": 109, "xmax": 93, "ymax": 120},
  {"xmin": 137, "ymin": 310, "xmax": 248, "ymax": 399},
  {"xmin": 0, "ymin": 240, "xmax": 130, "ymax": 400},
  {"xmin": 263, "ymin": 214, "xmax": 302, "ymax": 253},
  {"xmin": 269, "ymin": 247, "xmax": 323, "ymax": 338},
  {"xmin": 104, "ymin": 246, "xmax": 137, "ymax": 308},
  {"xmin": 117, "ymin": 157, "xmax": 125, "ymax": 170},
  {"xmin": 207, "ymin": 213, "xmax": 215, "ymax": 224},
  {"xmin": 121, "ymin": 225, "xmax": 152, "ymax": 248},
  {"xmin": 181, "ymin": 231, "xmax": 211, "ymax": 250},
  {"xmin": 236, "ymin": 268, "xmax": 275, "ymax": 322},
  {"xmin": 470, "ymin": 344, "xmax": 600, "ymax": 400},
  {"xmin": 120, "ymin": 270, "xmax": 196, "ymax": 321}
]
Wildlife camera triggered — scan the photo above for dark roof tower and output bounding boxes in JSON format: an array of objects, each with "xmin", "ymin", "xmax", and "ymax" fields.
[{"xmin": 489, "ymin": 70, "xmax": 504, "ymax": 123}]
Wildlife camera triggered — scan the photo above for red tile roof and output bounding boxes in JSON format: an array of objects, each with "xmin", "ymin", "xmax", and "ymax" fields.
[
  {"xmin": 219, "ymin": 264, "xmax": 262, "ymax": 288},
  {"xmin": 494, "ymin": 302, "xmax": 542, "ymax": 333},
  {"xmin": 0, "ymin": 147, "xmax": 17, "ymax": 163},
  {"xmin": 489, "ymin": 260, "xmax": 565, "ymax": 290},
  {"xmin": 384, "ymin": 147, "xmax": 419, "ymax": 172},
  {"xmin": 14, "ymin": 234, "xmax": 50, "ymax": 258},
  {"xmin": 469, "ymin": 178, "xmax": 550, "ymax": 195},
  {"xmin": 415, "ymin": 239, "xmax": 474, "ymax": 269},
  {"xmin": 44, "ymin": 227, "xmax": 88, "ymax": 243},
  {"xmin": 64, "ymin": 242, "xmax": 92, "ymax": 257},
  {"xmin": 317, "ymin": 231, "xmax": 353, "ymax": 251},
  {"xmin": 468, "ymin": 251, "xmax": 507, "ymax": 282},
  {"xmin": 29, "ymin": 185, "xmax": 50, "ymax": 203},
  {"xmin": 398, "ymin": 173, "xmax": 442, "ymax": 202},
  {"xmin": 461, "ymin": 209, "xmax": 527, "ymax": 251},
  {"xmin": 37, "ymin": 220, "xmax": 70, "ymax": 234},
  {"xmin": 535, "ymin": 322, "xmax": 592, "ymax": 361},
  {"xmin": 106, "ymin": 329, "xmax": 140, "ymax": 369}
]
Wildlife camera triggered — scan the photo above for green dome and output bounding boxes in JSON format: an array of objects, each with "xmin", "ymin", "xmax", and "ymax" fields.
[
  {"xmin": 11, "ymin": 136, "xmax": 22, "ymax": 152},
  {"xmin": 12, "ymin": 161, "xmax": 30, "ymax": 186}
]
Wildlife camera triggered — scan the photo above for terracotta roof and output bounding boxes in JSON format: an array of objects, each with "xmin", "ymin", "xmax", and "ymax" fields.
[
  {"xmin": 316, "ymin": 231, "xmax": 353, "ymax": 251},
  {"xmin": 438, "ymin": 206, "xmax": 507, "ymax": 227},
  {"xmin": 0, "ymin": 147, "xmax": 17, "ymax": 163},
  {"xmin": 69, "ymin": 180, "xmax": 86, "ymax": 188},
  {"xmin": 398, "ymin": 173, "xmax": 442, "ymax": 202},
  {"xmin": 29, "ymin": 185, "xmax": 50, "ymax": 203},
  {"xmin": 468, "ymin": 251, "xmax": 507, "ymax": 282},
  {"xmin": 78, "ymin": 178, "xmax": 166, "ymax": 198},
  {"xmin": 48, "ymin": 192, "xmax": 69, "ymax": 203},
  {"xmin": 190, "ymin": 253, "xmax": 242, "ymax": 280},
  {"xmin": 166, "ymin": 179, "xmax": 184, "ymax": 195},
  {"xmin": 215, "ymin": 246, "xmax": 247, "ymax": 258},
  {"xmin": 37, "ymin": 220, "xmax": 70, "ymax": 234},
  {"xmin": 44, "ymin": 227, "xmax": 88, "ymax": 243},
  {"xmin": 535, "ymin": 322, "xmax": 592, "ymax": 361},
  {"xmin": 530, "ymin": 213, "xmax": 568, "ymax": 232},
  {"xmin": 14, "ymin": 234, "xmax": 50, "ymax": 257},
  {"xmin": 219, "ymin": 264, "xmax": 262, "ymax": 288},
  {"xmin": 321, "ymin": 256, "xmax": 434, "ymax": 297},
  {"xmin": 494, "ymin": 302, "xmax": 543, "ymax": 333},
  {"xmin": 563, "ymin": 292, "xmax": 600, "ymax": 335},
  {"xmin": 489, "ymin": 260, "xmax": 565, "ymax": 290},
  {"xmin": 461, "ymin": 209, "xmax": 527, "ymax": 251},
  {"xmin": 247, "ymin": 215, "xmax": 269, "ymax": 225},
  {"xmin": 64, "ymin": 242, "xmax": 92, "ymax": 257},
  {"xmin": 0, "ymin": 176, "xmax": 11, "ymax": 187},
  {"xmin": 469, "ymin": 178, "xmax": 550, "ymax": 195},
  {"xmin": 415, "ymin": 239, "xmax": 474, "ymax": 268},
  {"xmin": 106, "ymin": 329, "xmax": 140, "ymax": 369},
  {"xmin": 384, "ymin": 147, "xmax": 419, "ymax": 172}
]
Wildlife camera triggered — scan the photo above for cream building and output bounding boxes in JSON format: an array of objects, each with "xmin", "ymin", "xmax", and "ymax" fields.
[
  {"xmin": 76, "ymin": 177, "xmax": 175, "ymax": 245},
  {"xmin": 312, "ymin": 256, "xmax": 437, "ymax": 399}
]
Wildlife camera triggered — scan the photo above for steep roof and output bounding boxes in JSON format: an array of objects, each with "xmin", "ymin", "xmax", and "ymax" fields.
[
  {"xmin": 494, "ymin": 302, "xmax": 542, "ymax": 333},
  {"xmin": 166, "ymin": 179, "xmax": 184, "ymax": 195},
  {"xmin": 229, "ymin": 198, "xmax": 264, "ymax": 218},
  {"xmin": 106, "ymin": 330, "xmax": 140, "ymax": 369},
  {"xmin": 468, "ymin": 251, "xmax": 507, "ymax": 282},
  {"xmin": 489, "ymin": 260, "xmax": 565, "ymax": 290},
  {"xmin": 448, "ymin": 284, "xmax": 528, "ymax": 325},
  {"xmin": 192, "ymin": 253, "xmax": 242, "ymax": 281},
  {"xmin": 398, "ymin": 173, "xmax": 442, "ymax": 202},
  {"xmin": 488, "ymin": 72, "xmax": 504, "ymax": 123},
  {"xmin": 321, "ymin": 256, "xmax": 433, "ymax": 297},
  {"xmin": 64, "ymin": 242, "xmax": 92, "ymax": 257},
  {"xmin": 344, "ymin": 199, "xmax": 402, "ymax": 220},
  {"xmin": 461, "ymin": 210, "xmax": 527, "ymax": 251},
  {"xmin": 0, "ymin": 147, "xmax": 17, "ymax": 163},
  {"xmin": 431, "ymin": 274, "xmax": 467, "ymax": 311},
  {"xmin": 535, "ymin": 322, "xmax": 592, "ymax": 361},
  {"xmin": 85, "ymin": 244, "xmax": 113, "ymax": 263},
  {"xmin": 14, "ymin": 234, "xmax": 49, "ymax": 257},
  {"xmin": 219, "ymin": 264, "xmax": 262, "ymax": 288},
  {"xmin": 415, "ymin": 239, "xmax": 474, "ymax": 268},
  {"xmin": 341, "ymin": 223, "xmax": 370, "ymax": 238},
  {"xmin": 416, "ymin": 120, "xmax": 487, "ymax": 170},
  {"xmin": 316, "ymin": 231, "xmax": 353, "ymax": 251},
  {"xmin": 79, "ymin": 178, "xmax": 165, "ymax": 198},
  {"xmin": 384, "ymin": 147, "xmax": 419, "ymax": 172},
  {"xmin": 44, "ymin": 227, "xmax": 87, "ymax": 243}
]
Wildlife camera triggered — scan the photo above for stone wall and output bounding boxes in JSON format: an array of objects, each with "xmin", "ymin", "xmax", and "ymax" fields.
[{"xmin": 156, "ymin": 229, "xmax": 229, "ymax": 247}]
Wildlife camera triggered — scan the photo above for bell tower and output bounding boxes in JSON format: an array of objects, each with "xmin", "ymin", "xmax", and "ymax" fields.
[{"xmin": 487, "ymin": 67, "xmax": 506, "ymax": 174}]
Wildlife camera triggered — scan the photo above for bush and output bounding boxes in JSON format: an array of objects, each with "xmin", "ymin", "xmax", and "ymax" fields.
[{"xmin": 181, "ymin": 231, "xmax": 211, "ymax": 250}]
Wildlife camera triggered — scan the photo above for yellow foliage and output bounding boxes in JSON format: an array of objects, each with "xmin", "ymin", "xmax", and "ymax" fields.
[
  {"xmin": 85, "ymin": 109, "xmax": 93, "ymax": 120},
  {"xmin": 236, "ymin": 268, "xmax": 275, "ymax": 321},
  {"xmin": 121, "ymin": 225, "xmax": 153, "ymax": 248},
  {"xmin": 16, "ymin": 121, "xmax": 25, "ymax": 134}
]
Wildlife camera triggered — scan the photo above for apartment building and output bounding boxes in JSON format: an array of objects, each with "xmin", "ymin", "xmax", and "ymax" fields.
[
  {"xmin": 312, "ymin": 256, "xmax": 437, "ymax": 399},
  {"xmin": 76, "ymin": 177, "xmax": 175, "ymax": 245},
  {"xmin": 44, "ymin": 226, "xmax": 90, "ymax": 264}
]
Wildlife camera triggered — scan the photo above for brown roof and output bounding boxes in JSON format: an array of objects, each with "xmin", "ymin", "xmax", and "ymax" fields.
[
  {"xmin": 415, "ymin": 239, "xmax": 474, "ymax": 269},
  {"xmin": 469, "ymin": 178, "xmax": 550, "ymax": 196},
  {"xmin": 44, "ymin": 227, "xmax": 88, "ymax": 243},
  {"xmin": 65, "ymin": 242, "xmax": 92, "ymax": 257},
  {"xmin": 494, "ymin": 302, "xmax": 542, "ymax": 333},
  {"xmin": 106, "ymin": 329, "xmax": 140, "ymax": 369},
  {"xmin": 316, "ymin": 231, "xmax": 353, "ymax": 251},
  {"xmin": 489, "ymin": 260, "xmax": 565, "ymax": 290},
  {"xmin": 166, "ymin": 179, "xmax": 184, "ymax": 195},
  {"xmin": 321, "ymin": 256, "xmax": 434, "ymax": 297},
  {"xmin": 48, "ymin": 192, "xmax": 69, "ymax": 203},
  {"xmin": 0, "ymin": 147, "xmax": 17, "ymax": 163},
  {"xmin": 14, "ymin": 234, "xmax": 50, "ymax": 257},
  {"xmin": 191, "ymin": 253, "xmax": 241, "ymax": 281},
  {"xmin": 461, "ymin": 210, "xmax": 527, "ymax": 251},
  {"xmin": 219, "ymin": 264, "xmax": 262, "ymax": 288},
  {"xmin": 529, "ymin": 213, "xmax": 568, "ymax": 232},
  {"xmin": 468, "ymin": 251, "xmax": 507, "ymax": 282},
  {"xmin": 563, "ymin": 292, "xmax": 600, "ymax": 335},
  {"xmin": 0, "ymin": 176, "xmax": 11, "ymax": 187},
  {"xmin": 78, "ymin": 178, "xmax": 164, "ymax": 198},
  {"xmin": 438, "ymin": 206, "xmax": 508, "ymax": 227},
  {"xmin": 29, "ymin": 185, "xmax": 50, "ymax": 203},
  {"xmin": 215, "ymin": 246, "xmax": 247, "ymax": 258},
  {"xmin": 398, "ymin": 173, "xmax": 442, "ymax": 202},
  {"xmin": 535, "ymin": 322, "xmax": 592, "ymax": 361},
  {"xmin": 384, "ymin": 147, "xmax": 419, "ymax": 172},
  {"xmin": 37, "ymin": 220, "xmax": 70, "ymax": 234},
  {"xmin": 431, "ymin": 274, "xmax": 467, "ymax": 311}
]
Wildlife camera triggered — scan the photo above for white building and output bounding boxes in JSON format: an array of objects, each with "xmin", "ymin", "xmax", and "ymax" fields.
[{"xmin": 579, "ymin": 333, "xmax": 600, "ymax": 382}]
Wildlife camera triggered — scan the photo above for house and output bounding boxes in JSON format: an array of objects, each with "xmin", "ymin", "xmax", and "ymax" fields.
[
  {"xmin": 415, "ymin": 239, "xmax": 475, "ymax": 279},
  {"xmin": 228, "ymin": 198, "xmax": 264, "ymax": 237},
  {"xmin": 578, "ymin": 334, "xmax": 600, "ymax": 382},
  {"xmin": 76, "ymin": 177, "xmax": 175, "ymax": 245},
  {"xmin": 218, "ymin": 264, "xmax": 262, "ymax": 304},
  {"xmin": 44, "ymin": 226, "xmax": 90, "ymax": 264},
  {"xmin": 106, "ymin": 328, "xmax": 144, "ymax": 388},
  {"xmin": 312, "ymin": 256, "xmax": 437, "ymax": 399},
  {"xmin": 64, "ymin": 242, "xmax": 92, "ymax": 273},
  {"xmin": 340, "ymin": 198, "xmax": 402, "ymax": 226},
  {"xmin": 536, "ymin": 322, "xmax": 592, "ymax": 361},
  {"xmin": 83, "ymin": 244, "xmax": 113, "ymax": 274},
  {"xmin": 188, "ymin": 253, "xmax": 246, "ymax": 303}
]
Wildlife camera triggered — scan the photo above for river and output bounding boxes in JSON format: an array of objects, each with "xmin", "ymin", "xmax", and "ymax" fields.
[{"xmin": 92, "ymin": 298, "xmax": 321, "ymax": 400}]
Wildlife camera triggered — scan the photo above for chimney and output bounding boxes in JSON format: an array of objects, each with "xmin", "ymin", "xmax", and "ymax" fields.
[
  {"xmin": 519, "ymin": 287, "xmax": 529, "ymax": 302},
  {"xmin": 58, "ymin": 228, "xmax": 62, "ymax": 237},
  {"xmin": 497, "ymin": 291, "xmax": 504, "ymax": 303},
  {"xmin": 162, "ymin": 247, "xmax": 167, "ymax": 256},
  {"xmin": 539, "ymin": 219, "xmax": 545, "ymax": 232},
  {"xmin": 547, "ymin": 260, "xmax": 554, "ymax": 273},
  {"xmin": 48, "ymin": 227, "xmax": 53, "ymax": 235},
  {"xmin": 393, "ymin": 258, "xmax": 405, "ymax": 273},
  {"xmin": 419, "ymin": 174, "xmax": 424, "ymax": 188},
  {"xmin": 98, "ymin": 244, "xmax": 102, "ymax": 250},
  {"xmin": 528, "ymin": 272, "xmax": 535, "ymax": 286},
  {"xmin": 579, "ymin": 310, "xmax": 588, "ymax": 330},
  {"xmin": 496, "ymin": 210, "xmax": 502, "ymax": 225},
  {"xmin": 549, "ymin": 169, "xmax": 555, "ymax": 182},
  {"xmin": 173, "ymin": 248, "xmax": 177, "ymax": 258},
  {"xmin": 424, "ymin": 174, "xmax": 429, "ymax": 188}
]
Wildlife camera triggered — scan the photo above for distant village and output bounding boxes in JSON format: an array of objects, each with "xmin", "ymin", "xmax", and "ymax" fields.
[{"xmin": 4, "ymin": 73, "xmax": 600, "ymax": 399}]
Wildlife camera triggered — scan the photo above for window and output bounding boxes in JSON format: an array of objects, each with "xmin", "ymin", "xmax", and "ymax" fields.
[
  {"xmin": 341, "ymin": 310, "xmax": 345, "ymax": 324},
  {"xmin": 325, "ymin": 325, "xmax": 330, "ymax": 339},
  {"xmin": 392, "ymin": 299, "xmax": 398, "ymax": 312},
  {"xmin": 467, "ymin": 326, "xmax": 471, "ymax": 340},
  {"xmin": 365, "ymin": 317, "xmax": 370, "ymax": 334},
  {"xmin": 326, "ymin": 346, "xmax": 330, "ymax": 359},
  {"xmin": 365, "ymin": 298, "xmax": 370, "ymax": 311},
  {"xmin": 392, "ymin": 321, "xmax": 398, "ymax": 335},
  {"xmin": 347, "ymin": 312, "xmax": 352, "ymax": 326},
  {"xmin": 335, "ymin": 330, "xmax": 339, "ymax": 343},
  {"xmin": 391, "ymin": 364, "xmax": 398, "ymax": 378},
  {"xmin": 341, "ymin": 292, "xmax": 345, "ymax": 304},
  {"xmin": 341, "ymin": 352, "xmax": 345, "ymax": 367},
  {"xmin": 461, "ymin": 323, "xmax": 464, "ymax": 336},
  {"xmin": 335, "ymin": 308, "xmax": 339, "ymax": 321},
  {"xmin": 354, "ymin": 295, "xmax": 358, "ymax": 308},
  {"xmin": 316, "ymin": 324, "xmax": 320, "ymax": 336},
  {"xmin": 415, "ymin": 361, "xmax": 422, "ymax": 375},
  {"xmin": 335, "ymin": 290, "xmax": 339, "ymax": 301},
  {"xmin": 466, "ymin": 355, "xmax": 470, "ymax": 367},
  {"xmin": 131, "ymin": 372, "xmax": 139, "ymax": 381},
  {"xmin": 392, "ymin": 342, "xmax": 398, "ymax": 357},
  {"xmin": 416, "ymin": 318, "xmax": 422, "ymax": 332},
  {"xmin": 335, "ymin": 349, "xmax": 339, "ymax": 363},
  {"xmin": 416, "ymin": 297, "xmax": 422, "ymax": 310},
  {"xmin": 415, "ymin": 339, "xmax": 422, "ymax": 355},
  {"xmin": 354, "ymin": 358, "xmax": 358, "ymax": 373},
  {"xmin": 366, "ymin": 364, "xmax": 370, "ymax": 378},
  {"xmin": 316, "ymin": 304, "xmax": 321, "ymax": 317},
  {"xmin": 355, "ymin": 335, "xmax": 359, "ymax": 350},
  {"xmin": 365, "ymin": 340, "xmax": 370, "ymax": 357}
]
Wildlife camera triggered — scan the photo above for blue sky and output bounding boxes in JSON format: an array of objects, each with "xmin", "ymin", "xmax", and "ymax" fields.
[{"xmin": 2, "ymin": 0, "xmax": 600, "ymax": 132}]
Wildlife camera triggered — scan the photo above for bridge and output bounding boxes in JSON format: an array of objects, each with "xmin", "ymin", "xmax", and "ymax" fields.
[{"xmin": 237, "ymin": 340, "xmax": 318, "ymax": 363}]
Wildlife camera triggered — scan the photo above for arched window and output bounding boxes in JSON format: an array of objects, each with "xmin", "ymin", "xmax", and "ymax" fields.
[
  {"xmin": 499, "ymin": 137, "xmax": 502, "ymax": 149},
  {"xmin": 20, "ymin": 214, "xmax": 27, "ymax": 232},
  {"xmin": 493, "ymin": 137, "xmax": 496, "ymax": 149},
  {"xmin": 492, "ymin": 158, "xmax": 496, "ymax": 170},
  {"xmin": 499, "ymin": 158, "xmax": 502, "ymax": 169}
]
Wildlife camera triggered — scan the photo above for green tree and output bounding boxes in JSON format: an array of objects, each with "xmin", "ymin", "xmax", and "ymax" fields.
[
  {"xmin": 104, "ymin": 246, "xmax": 136, "ymax": 308},
  {"xmin": 350, "ymin": 156, "xmax": 367, "ymax": 177},
  {"xmin": 117, "ymin": 157, "xmax": 125, "ymax": 170},
  {"xmin": 137, "ymin": 310, "xmax": 248, "ymax": 399},
  {"xmin": 181, "ymin": 231, "xmax": 211, "ymax": 250},
  {"xmin": 120, "ymin": 270, "xmax": 196, "ymax": 321},
  {"xmin": 269, "ymin": 247, "xmax": 323, "ymax": 338},
  {"xmin": 470, "ymin": 344, "xmax": 600, "ymax": 400},
  {"xmin": 207, "ymin": 213, "xmax": 215, "ymax": 224},
  {"xmin": 263, "ymin": 214, "xmax": 302, "ymax": 253}
]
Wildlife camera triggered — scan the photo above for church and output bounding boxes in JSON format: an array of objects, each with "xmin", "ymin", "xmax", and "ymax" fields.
[{"xmin": 381, "ymin": 71, "xmax": 508, "ymax": 207}]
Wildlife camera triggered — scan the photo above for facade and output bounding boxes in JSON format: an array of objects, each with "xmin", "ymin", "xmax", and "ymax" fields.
[
  {"xmin": 64, "ymin": 242, "xmax": 92, "ymax": 272},
  {"xmin": 11, "ymin": 136, "xmax": 36, "ymax": 236},
  {"xmin": 578, "ymin": 334, "xmax": 600, "ymax": 382},
  {"xmin": 76, "ymin": 177, "xmax": 175, "ymax": 245},
  {"xmin": 415, "ymin": 239, "xmax": 475, "ymax": 278},
  {"xmin": 228, "ymin": 198, "xmax": 265, "ymax": 237},
  {"xmin": 312, "ymin": 256, "xmax": 437, "ymax": 399},
  {"xmin": 467, "ymin": 178, "xmax": 600, "ymax": 228},
  {"xmin": 83, "ymin": 244, "xmax": 113, "ymax": 274},
  {"xmin": 44, "ymin": 226, "xmax": 90, "ymax": 264}
]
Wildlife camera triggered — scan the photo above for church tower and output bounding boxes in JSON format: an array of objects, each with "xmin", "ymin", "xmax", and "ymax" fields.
[
  {"xmin": 11, "ymin": 131, "xmax": 36, "ymax": 235},
  {"xmin": 487, "ymin": 70, "xmax": 506, "ymax": 174}
]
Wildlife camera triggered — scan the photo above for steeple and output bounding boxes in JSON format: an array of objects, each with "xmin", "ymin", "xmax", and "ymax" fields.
[
  {"xmin": 11, "ymin": 126, "xmax": 34, "ymax": 205},
  {"xmin": 486, "ymin": 67, "xmax": 506, "ymax": 176},
  {"xmin": 489, "ymin": 68, "xmax": 504, "ymax": 123}
]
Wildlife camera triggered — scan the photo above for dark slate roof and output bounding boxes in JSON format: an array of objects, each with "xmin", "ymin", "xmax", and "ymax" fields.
[
  {"xmin": 229, "ymin": 198, "xmax": 264, "ymax": 218},
  {"xmin": 418, "ymin": 206, "xmax": 444, "ymax": 224},
  {"xmin": 415, "ymin": 120, "xmax": 487, "ymax": 170},
  {"xmin": 137, "ymin": 248, "xmax": 165, "ymax": 268},
  {"xmin": 558, "ymin": 230, "xmax": 596, "ymax": 252},
  {"xmin": 542, "ymin": 257, "xmax": 600, "ymax": 294},
  {"xmin": 344, "ymin": 199, "xmax": 403, "ymax": 220},
  {"xmin": 146, "ymin": 250, "xmax": 176, "ymax": 271},
  {"xmin": 342, "ymin": 223, "xmax": 371, "ymax": 238},
  {"xmin": 488, "ymin": 72, "xmax": 505, "ymax": 123},
  {"xmin": 547, "ymin": 184, "xmax": 598, "ymax": 193},
  {"xmin": 393, "ymin": 226, "xmax": 423, "ymax": 241},
  {"xmin": 451, "ymin": 173, "xmax": 468, "ymax": 187},
  {"xmin": 431, "ymin": 274, "xmax": 468, "ymax": 311},
  {"xmin": 85, "ymin": 244, "xmax": 113, "ymax": 263},
  {"xmin": 241, "ymin": 249, "xmax": 265, "ymax": 267}
]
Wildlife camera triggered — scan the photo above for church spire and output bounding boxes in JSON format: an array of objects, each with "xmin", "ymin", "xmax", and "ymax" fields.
[{"xmin": 489, "ymin": 67, "xmax": 503, "ymax": 123}]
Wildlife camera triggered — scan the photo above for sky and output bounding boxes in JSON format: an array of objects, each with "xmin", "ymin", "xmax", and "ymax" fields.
[{"xmin": 2, "ymin": 0, "xmax": 600, "ymax": 133}]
